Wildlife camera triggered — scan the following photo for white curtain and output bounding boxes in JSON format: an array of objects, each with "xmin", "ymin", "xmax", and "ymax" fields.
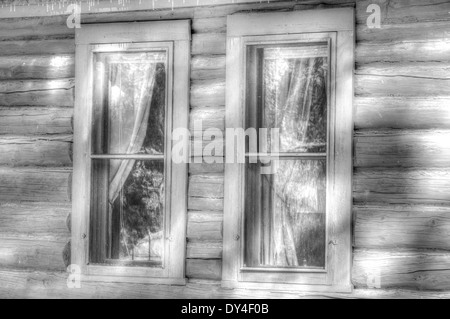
[{"xmin": 108, "ymin": 62, "xmax": 158, "ymax": 204}]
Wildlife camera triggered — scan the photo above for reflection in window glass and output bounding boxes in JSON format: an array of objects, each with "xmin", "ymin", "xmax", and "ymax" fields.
[
  {"xmin": 93, "ymin": 51, "xmax": 167, "ymax": 155},
  {"xmin": 245, "ymin": 160, "xmax": 326, "ymax": 269},
  {"xmin": 262, "ymin": 45, "xmax": 328, "ymax": 153},
  {"xmin": 245, "ymin": 42, "xmax": 329, "ymax": 270},
  {"xmin": 90, "ymin": 50, "xmax": 167, "ymax": 267}
]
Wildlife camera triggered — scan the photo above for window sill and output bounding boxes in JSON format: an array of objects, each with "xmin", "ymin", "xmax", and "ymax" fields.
[
  {"xmin": 80, "ymin": 274, "xmax": 187, "ymax": 286},
  {"xmin": 221, "ymin": 281, "xmax": 353, "ymax": 294}
]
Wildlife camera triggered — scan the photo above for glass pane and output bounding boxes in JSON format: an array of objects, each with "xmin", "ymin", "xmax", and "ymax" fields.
[
  {"xmin": 91, "ymin": 159, "xmax": 165, "ymax": 267},
  {"xmin": 93, "ymin": 51, "xmax": 167, "ymax": 155},
  {"xmin": 245, "ymin": 160, "xmax": 326, "ymax": 269},
  {"xmin": 249, "ymin": 43, "xmax": 329, "ymax": 153}
]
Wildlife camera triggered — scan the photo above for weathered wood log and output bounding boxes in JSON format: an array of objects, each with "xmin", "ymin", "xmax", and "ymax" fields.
[
  {"xmin": 355, "ymin": 74, "xmax": 450, "ymax": 97},
  {"xmin": 0, "ymin": 89, "xmax": 73, "ymax": 107},
  {"xmin": 187, "ymin": 241, "xmax": 223, "ymax": 259},
  {"xmin": 0, "ymin": 78, "xmax": 74, "ymax": 93},
  {"xmin": 189, "ymin": 175, "xmax": 224, "ymax": 199},
  {"xmin": 0, "ymin": 238, "xmax": 67, "ymax": 271},
  {"xmin": 192, "ymin": 33, "xmax": 226, "ymax": 55},
  {"xmin": 356, "ymin": 62, "xmax": 450, "ymax": 80},
  {"xmin": 193, "ymin": 0, "xmax": 352, "ymax": 19},
  {"xmin": 0, "ymin": 107, "xmax": 73, "ymax": 135},
  {"xmin": 0, "ymin": 78, "xmax": 74, "ymax": 107},
  {"xmin": 0, "ymin": 15, "xmax": 74, "ymax": 41},
  {"xmin": 187, "ymin": 212, "xmax": 223, "ymax": 241},
  {"xmin": 0, "ymin": 167, "xmax": 72, "ymax": 202},
  {"xmin": 0, "ymin": 55, "xmax": 75, "ymax": 80},
  {"xmin": 353, "ymin": 248, "xmax": 450, "ymax": 291},
  {"xmin": 355, "ymin": 97, "xmax": 450, "ymax": 130},
  {"xmin": 354, "ymin": 204, "xmax": 450, "ymax": 250},
  {"xmin": 0, "ymin": 267, "xmax": 366, "ymax": 299},
  {"xmin": 357, "ymin": 21, "xmax": 450, "ymax": 43},
  {"xmin": 356, "ymin": 0, "xmax": 450, "ymax": 24},
  {"xmin": 193, "ymin": 1, "xmax": 297, "ymax": 18},
  {"xmin": 191, "ymin": 55, "xmax": 226, "ymax": 81},
  {"xmin": 188, "ymin": 197, "xmax": 224, "ymax": 212},
  {"xmin": 190, "ymin": 161, "xmax": 224, "ymax": 175},
  {"xmin": 0, "ymin": 202, "xmax": 71, "ymax": 242},
  {"xmin": 354, "ymin": 168, "xmax": 450, "ymax": 205},
  {"xmin": 192, "ymin": 17, "xmax": 226, "ymax": 34},
  {"xmin": 186, "ymin": 259, "xmax": 222, "ymax": 281},
  {"xmin": 0, "ymin": 39, "xmax": 75, "ymax": 56},
  {"xmin": 189, "ymin": 106, "xmax": 225, "ymax": 133},
  {"xmin": 355, "ymin": 130, "xmax": 450, "ymax": 168},
  {"xmin": 0, "ymin": 135, "xmax": 72, "ymax": 167},
  {"xmin": 81, "ymin": 7, "xmax": 194, "ymax": 24},
  {"xmin": 357, "ymin": 40, "xmax": 450, "ymax": 64},
  {"xmin": 190, "ymin": 79, "xmax": 225, "ymax": 108}
]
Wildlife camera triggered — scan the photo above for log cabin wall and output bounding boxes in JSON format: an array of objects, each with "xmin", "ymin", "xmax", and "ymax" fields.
[{"xmin": 0, "ymin": 0, "xmax": 449, "ymax": 298}]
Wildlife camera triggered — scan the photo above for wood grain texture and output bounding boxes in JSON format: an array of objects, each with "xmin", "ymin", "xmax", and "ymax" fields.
[
  {"xmin": 354, "ymin": 168, "xmax": 450, "ymax": 205},
  {"xmin": 0, "ymin": 135, "xmax": 72, "ymax": 167},
  {"xmin": 3, "ymin": 267, "xmax": 450, "ymax": 299},
  {"xmin": 188, "ymin": 197, "xmax": 224, "ymax": 212},
  {"xmin": 190, "ymin": 79, "xmax": 225, "ymax": 108},
  {"xmin": 355, "ymin": 74, "xmax": 450, "ymax": 97},
  {"xmin": 0, "ymin": 15, "xmax": 73, "ymax": 40},
  {"xmin": 192, "ymin": 17, "xmax": 226, "ymax": 34},
  {"xmin": 189, "ymin": 175, "xmax": 224, "ymax": 199},
  {"xmin": 186, "ymin": 259, "xmax": 222, "ymax": 280},
  {"xmin": 0, "ymin": 55, "xmax": 74, "ymax": 80},
  {"xmin": 355, "ymin": 97, "xmax": 450, "ymax": 130},
  {"xmin": 353, "ymin": 248, "xmax": 450, "ymax": 290},
  {"xmin": 187, "ymin": 241, "xmax": 223, "ymax": 259},
  {"xmin": 0, "ymin": 238, "xmax": 67, "ymax": 271},
  {"xmin": 355, "ymin": 130, "xmax": 450, "ymax": 168},
  {"xmin": 354, "ymin": 205, "xmax": 450, "ymax": 250},
  {"xmin": 189, "ymin": 106, "xmax": 225, "ymax": 133},
  {"xmin": 0, "ymin": 202, "xmax": 71, "ymax": 242},
  {"xmin": 357, "ymin": 20, "xmax": 450, "ymax": 43},
  {"xmin": 356, "ymin": 62, "xmax": 450, "ymax": 80},
  {"xmin": 357, "ymin": 40, "xmax": 450, "ymax": 64},
  {"xmin": 356, "ymin": 0, "xmax": 450, "ymax": 24},
  {"xmin": 190, "ymin": 161, "xmax": 224, "ymax": 175},
  {"xmin": 0, "ymin": 107, "xmax": 73, "ymax": 135},
  {"xmin": 192, "ymin": 33, "xmax": 226, "ymax": 55},
  {"xmin": 0, "ymin": 167, "xmax": 72, "ymax": 202},
  {"xmin": 0, "ymin": 39, "xmax": 75, "ymax": 56},
  {"xmin": 187, "ymin": 212, "xmax": 223, "ymax": 241},
  {"xmin": 191, "ymin": 55, "xmax": 226, "ymax": 81},
  {"xmin": 0, "ymin": 79, "xmax": 74, "ymax": 107}
]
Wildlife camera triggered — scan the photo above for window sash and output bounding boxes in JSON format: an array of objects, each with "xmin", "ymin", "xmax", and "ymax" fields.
[
  {"xmin": 73, "ymin": 20, "xmax": 190, "ymax": 285},
  {"xmin": 223, "ymin": 11, "xmax": 354, "ymax": 291}
]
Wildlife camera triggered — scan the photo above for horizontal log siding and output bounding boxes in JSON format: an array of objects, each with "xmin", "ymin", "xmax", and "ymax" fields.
[{"xmin": 353, "ymin": 0, "xmax": 450, "ymax": 293}]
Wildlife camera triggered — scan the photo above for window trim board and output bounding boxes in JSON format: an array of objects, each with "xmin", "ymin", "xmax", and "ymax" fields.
[
  {"xmin": 72, "ymin": 20, "xmax": 190, "ymax": 285},
  {"xmin": 223, "ymin": 8, "xmax": 354, "ymax": 293}
]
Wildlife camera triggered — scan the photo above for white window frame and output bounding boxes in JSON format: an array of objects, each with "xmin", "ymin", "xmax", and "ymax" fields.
[
  {"xmin": 222, "ymin": 8, "xmax": 355, "ymax": 293},
  {"xmin": 72, "ymin": 21, "xmax": 190, "ymax": 285}
]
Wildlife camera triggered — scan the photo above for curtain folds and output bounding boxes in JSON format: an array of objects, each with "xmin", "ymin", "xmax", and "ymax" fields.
[
  {"xmin": 269, "ymin": 58, "xmax": 320, "ymax": 267},
  {"xmin": 108, "ymin": 62, "xmax": 158, "ymax": 204}
]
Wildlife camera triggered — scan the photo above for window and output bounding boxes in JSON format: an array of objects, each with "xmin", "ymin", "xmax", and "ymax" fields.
[
  {"xmin": 223, "ymin": 8, "xmax": 354, "ymax": 292},
  {"xmin": 72, "ymin": 21, "xmax": 190, "ymax": 285}
]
